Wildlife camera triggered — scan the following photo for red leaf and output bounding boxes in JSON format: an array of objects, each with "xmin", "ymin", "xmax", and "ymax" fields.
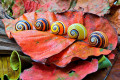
[
  {"xmin": 2, "ymin": 11, "xmax": 83, "ymax": 39},
  {"xmin": 2, "ymin": 11, "xmax": 117, "ymax": 67},
  {"xmin": 48, "ymin": 41, "xmax": 111, "ymax": 67},
  {"xmin": 12, "ymin": 30, "xmax": 75, "ymax": 62},
  {"xmin": 108, "ymin": 53, "xmax": 115, "ymax": 59},
  {"xmin": 20, "ymin": 59, "xmax": 98, "ymax": 80},
  {"xmin": 84, "ymin": 13, "xmax": 118, "ymax": 50},
  {"xmin": 12, "ymin": 0, "xmax": 25, "ymax": 18},
  {"xmin": 47, "ymin": 13, "xmax": 118, "ymax": 67}
]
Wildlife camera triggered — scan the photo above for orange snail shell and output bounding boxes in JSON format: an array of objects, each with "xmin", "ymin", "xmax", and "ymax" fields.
[
  {"xmin": 51, "ymin": 21, "xmax": 67, "ymax": 35},
  {"xmin": 88, "ymin": 31, "xmax": 109, "ymax": 48},
  {"xmin": 34, "ymin": 18, "xmax": 49, "ymax": 31},
  {"xmin": 15, "ymin": 20, "xmax": 32, "ymax": 31}
]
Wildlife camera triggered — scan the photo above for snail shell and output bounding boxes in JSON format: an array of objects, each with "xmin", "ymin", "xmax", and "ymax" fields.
[
  {"xmin": 15, "ymin": 20, "xmax": 31, "ymax": 31},
  {"xmin": 88, "ymin": 31, "xmax": 109, "ymax": 48},
  {"xmin": 67, "ymin": 23, "xmax": 87, "ymax": 40},
  {"xmin": 34, "ymin": 18, "xmax": 49, "ymax": 31},
  {"xmin": 51, "ymin": 21, "xmax": 67, "ymax": 35}
]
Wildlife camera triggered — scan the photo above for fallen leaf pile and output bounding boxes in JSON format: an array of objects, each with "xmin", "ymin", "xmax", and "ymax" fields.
[
  {"xmin": 2, "ymin": 10, "xmax": 118, "ymax": 79},
  {"xmin": 3, "ymin": 0, "xmax": 113, "ymax": 18},
  {"xmin": 1, "ymin": 0, "xmax": 120, "ymax": 80}
]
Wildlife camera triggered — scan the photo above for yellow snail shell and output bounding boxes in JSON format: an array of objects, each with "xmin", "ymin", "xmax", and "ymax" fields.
[{"xmin": 67, "ymin": 23, "xmax": 87, "ymax": 40}]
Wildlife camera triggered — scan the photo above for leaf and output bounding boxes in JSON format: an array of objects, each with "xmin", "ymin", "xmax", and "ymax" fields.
[
  {"xmin": 1, "ymin": 0, "xmax": 14, "ymax": 17},
  {"xmin": 74, "ymin": 0, "xmax": 110, "ymax": 16},
  {"xmin": 12, "ymin": 0, "xmax": 25, "ymax": 18},
  {"xmin": 47, "ymin": 41, "xmax": 111, "ymax": 67},
  {"xmin": 0, "ymin": 55, "xmax": 21, "ymax": 80},
  {"xmin": 2, "ymin": 11, "xmax": 83, "ymax": 39},
  {"xmin": 106, "ymin": 8, "xmax": 120, "ymax": 34},
  {"xmin": 47, "ymin": 13, "xmax": 118, "ymax": 67},
  {"xmin": 10, "ymin": 50, "xmax": 32, "ymax": 71},
  {"xmin": 11, "ymin": 30, "xmax": 75, "ymax": 62},
  {"xmin": 104, "ymin": 51, "xmax": 120, "ymax": 80},
  {"xmin": 108, "ymin": 53, "xmax": 115, "ymax": 59},
  {"xmin": 12, "ymin": 0, "xmax": 73, "ymax": 18},
  {"xmin": 115, "ymin": 0, "xmax": 120, "ymax": 5},
  {"xmin": 98, "ymin": 55, "xmax": 112, "ymax": 70},
  {"xmin": 20, "ymin": 59, "xmax": 98, "ymax": 80},
  {"xmin": 83, "ymin": 13, "xmax": 118, "ymax": 50},
  {"xmin": 2, "ymin": 11, "xmax": 117, "ymax": 67},
  {"xmin": 109, "ymin": 0, "xmax": 115, "ymax": 6}
]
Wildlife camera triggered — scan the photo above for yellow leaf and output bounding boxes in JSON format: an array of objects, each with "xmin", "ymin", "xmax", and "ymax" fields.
[{"xmin": 0, "ymin": 55, "xmax": 21, "ymax": 80}]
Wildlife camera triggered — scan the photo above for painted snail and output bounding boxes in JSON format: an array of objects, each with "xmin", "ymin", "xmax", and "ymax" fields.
[
  {"xmin": 15, "ymin": 20, "xmax": 32, "ymax": 31},
  {"xmin": 88, "ymin": 31, "xmax": 109, "ymax": 48},
  {"xmin": 51, "ymin": 21, "xmax": 67, "ymax": 35},
  {"xmin": 34, "ymin": 18, "xmax": 49, "ymax": 31},
  {"xmin": 67, "ymin": 23, "xmax": 87, "ymax": 40}
]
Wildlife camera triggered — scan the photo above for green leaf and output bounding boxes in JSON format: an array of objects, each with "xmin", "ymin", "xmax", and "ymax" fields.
[
  {"xmin": 69, "ymin": 72, "xmax": 75, "ymax": 77},
  {"xmin": 117, "ymin": 0, "xmax": 120, "ymax": 5},
  {"xmin": 35, "ymin": 10, "xmax": 41, "ymax": 13},
  {"xmin": 0, "ymin": 54, "xmax": 21, "ymax": 80},
  {"xmin": 98, "ymin": 55, "xmax": 112, "ymax": 70},
  {"xmin": 10, "ymin": 51, "xmax": 21, "ymax": 70},
  {"xmin": 10, "ymin": 50, "xmax": 32, "ymax": 71},
  {"xmin": 1, "ymin": 0, "xmax": 4, "ymax": 3}
]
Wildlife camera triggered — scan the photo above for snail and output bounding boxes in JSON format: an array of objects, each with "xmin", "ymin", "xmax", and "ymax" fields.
[
  {"xmin": 15, "ymin": 20, "xmax": 32, "ymax": 31},
  {"xmin": 34, "ymin": 18, "xmax": 49, "ymax": 31},
  {"xmin": 51, "ymin": 21, "xmax": 67, "ymax": 35},
  {"xmin": 88, "ymin": 31, "xmax": 108, "ymax": 48},
  {"xmin": 67, "ymin": 23, "xmax": 87, "ymax": 40}
]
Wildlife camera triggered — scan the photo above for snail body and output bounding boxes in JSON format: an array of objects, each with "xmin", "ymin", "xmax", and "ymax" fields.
[
  {"xmin": 67, "ymin": 23, "xmax": 87, "ymax": 40},
  {"xmin": 88, "ymin": 31, "xmax": 108, "ymax": 48},
  {"xmin": 15, "ymin": 20, "xmax": 32, "ymax": 31},
  {"xmin": 51, "ymin": 21, "xmax": 67, "ymax": 35},
  {"xmin": 35, "ymin": 18, "xmax": 49, "ymax": 31}
]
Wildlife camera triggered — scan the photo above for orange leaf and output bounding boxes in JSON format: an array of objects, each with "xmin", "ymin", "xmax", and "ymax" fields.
[
  {"xmin": 48, "ymin": 41, "xmax": 111, "ymax": 67},
  {"xmin": 12, "ymin": 30, "xmax": 75, "ymax": 62}
]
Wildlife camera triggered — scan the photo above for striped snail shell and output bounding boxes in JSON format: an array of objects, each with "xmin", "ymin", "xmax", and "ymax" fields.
[
  {"xmin": 88, "ymin": 31, "xmax": 109, "ymax": 48},
  {"xmin": 67, "ymin": 23, "xmax": 87, "ymax": 40},
  {"xmin": 15, "ymin": 20, "xmax": 31, "ymax": 31},
  {"xmin": 51, "ymin": 21, "xmax": 67, "ymax": 35},
  {"xmin": 34, "ymin": 18, "xmax": 49, "ymax": 31}
]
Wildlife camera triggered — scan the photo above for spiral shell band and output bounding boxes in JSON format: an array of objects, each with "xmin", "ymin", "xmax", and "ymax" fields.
[
  {"xmin": 51, "ymin": 21, "xmax": 66, "ymax": 35},
  {"xmin": 51, "ymin": 24, "xmax": 60, "ymax": 34},
  {"xmin": 89, "ymin": 31, "xmax": 108, "ymax": 48},
  {"xmin": 15, "ymin": 20, "xmax": 31, "ymax": 31},
  {"xmin": 35, "ymin": 18, "xmax": 49, "ymax": 31},
  {"xmin": 70, "ymin": 29, "xmax": 79, "ymax": 39}
]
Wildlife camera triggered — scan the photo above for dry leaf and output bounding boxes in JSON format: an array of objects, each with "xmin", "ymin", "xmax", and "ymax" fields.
[
  {"xmin": 107, "ymin": 8, "xmax": 120, "ymax": 34},
  {"xmin": 74, "ymin": 0, "xmax": 110, "ymax": 16}
]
